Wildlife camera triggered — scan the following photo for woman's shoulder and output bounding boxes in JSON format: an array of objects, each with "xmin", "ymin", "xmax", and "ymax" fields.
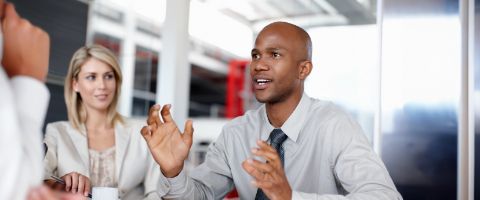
[
  {"xmin": 46, "ymin": 121, "xmax": 73, "ymax": 132},
  {"xmin": 45, "ymin": 121, "xmax": 78, "ymax": 141}
]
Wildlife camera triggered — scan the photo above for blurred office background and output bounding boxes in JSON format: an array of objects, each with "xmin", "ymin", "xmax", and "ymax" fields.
[{"xmin": 8, "ymin": 0, "xmax": 480, "ymax": 199}]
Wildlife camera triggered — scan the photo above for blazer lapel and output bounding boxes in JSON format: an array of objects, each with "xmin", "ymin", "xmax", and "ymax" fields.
[
  {"xmin": 66, "ymin": 124, "xmax": 90, "ymax": 175},
  {"xmin": 115, "ymin": 122, "xmax": 131, "ymax": 184}
]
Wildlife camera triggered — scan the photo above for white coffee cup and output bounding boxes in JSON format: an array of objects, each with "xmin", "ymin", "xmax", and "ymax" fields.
[{"xmin": 91, "ymin": 187, "xmax": 118, "ymax": 200}]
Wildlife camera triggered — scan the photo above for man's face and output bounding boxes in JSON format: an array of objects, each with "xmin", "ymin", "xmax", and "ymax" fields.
[{"xmin": 250, "ymin": 24, "xmax": 305, "ymax": 104}]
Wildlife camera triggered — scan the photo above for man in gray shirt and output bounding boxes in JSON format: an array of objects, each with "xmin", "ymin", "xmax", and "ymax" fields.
[{"xmin": 141, "ymin": 21, "xmax": 402, "ymax": 200}]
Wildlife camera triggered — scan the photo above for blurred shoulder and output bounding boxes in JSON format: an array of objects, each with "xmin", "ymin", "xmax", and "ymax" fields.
[{"xmin": 46, "ymin": 121, "xmax": 74, "ymax": 133}]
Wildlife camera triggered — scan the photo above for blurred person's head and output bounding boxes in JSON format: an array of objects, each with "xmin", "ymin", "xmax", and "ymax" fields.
[
  {"xmin": 250, "ymin": 21, "xmax": 312, "ymax": 104},
  {"xmin": 65, "ymin": 45, "xmax": 123, "ymax": 129}
]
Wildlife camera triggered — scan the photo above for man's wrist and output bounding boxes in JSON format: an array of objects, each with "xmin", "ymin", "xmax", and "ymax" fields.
[{"xmin": 162, "ymin": 164, "xmax": 184, "ymax": 178}]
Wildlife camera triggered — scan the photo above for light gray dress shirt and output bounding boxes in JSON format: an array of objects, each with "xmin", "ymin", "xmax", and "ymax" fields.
[{"xmin": 157, "ymin": 93, "xmax": 402, "ymax": 200}]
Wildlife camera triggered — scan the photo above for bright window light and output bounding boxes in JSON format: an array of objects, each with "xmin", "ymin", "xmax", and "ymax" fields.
[
  {"xmin": 382, "ymin": 16, "xmax": 461, "ymax": 111},
  {"xmin": 189, "ymin": 1, "xmax": 253, "ymax": 58},
  {"xmin": 306, "ymin": 25, "xmax": 378, "ymax": 112}
]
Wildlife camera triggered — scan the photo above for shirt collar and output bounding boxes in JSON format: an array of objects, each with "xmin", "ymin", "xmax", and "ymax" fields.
[{"xmin": 260, "ymin": 93, "xmax": 311, "ymax": 143}]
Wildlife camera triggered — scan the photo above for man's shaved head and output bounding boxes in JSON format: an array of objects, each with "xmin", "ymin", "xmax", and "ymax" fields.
[
  {"xmin": 250, "ymin": 21, "xmax": 313, "ymax": 105},
  {"xmin": 256, "ymin": 22, "xmax": 312, "ymax": 61}
]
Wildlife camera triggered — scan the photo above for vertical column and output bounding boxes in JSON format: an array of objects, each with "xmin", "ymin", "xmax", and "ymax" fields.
[
  {"xmin": 118, "ymin": 1, "xmax": 136, "ymax": 117},
  {"xmin": 373, "ymin": 0, "xmax": 384, "ymax": 155},
  {"xmin": 458, "ymin": 0, "xmax": 475, "ymax": 199},
  {"xmin": 157, "ymin": 0, "xmax": 191, "ymax": 128}
]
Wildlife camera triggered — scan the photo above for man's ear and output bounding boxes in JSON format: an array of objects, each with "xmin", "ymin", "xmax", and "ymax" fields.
[{"xmin": 298, "ymin": 60, "xmax": 312, "ymax": 80}]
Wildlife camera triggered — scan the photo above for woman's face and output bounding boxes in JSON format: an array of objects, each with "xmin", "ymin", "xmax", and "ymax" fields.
[{"xmin": 73, "ymin": 58, "xmax": 116, "ymax": 113}]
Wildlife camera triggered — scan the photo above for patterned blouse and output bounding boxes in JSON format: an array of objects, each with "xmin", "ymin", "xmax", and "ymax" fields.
[{"xmin": 88, "ymin": 146, "xmax": 117, "ymax": 187}]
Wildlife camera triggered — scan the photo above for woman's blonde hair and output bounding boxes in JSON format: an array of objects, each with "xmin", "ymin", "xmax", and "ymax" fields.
[{"xmin": 65, "ymin": 44, "xmax": 124, "ymax": 129}]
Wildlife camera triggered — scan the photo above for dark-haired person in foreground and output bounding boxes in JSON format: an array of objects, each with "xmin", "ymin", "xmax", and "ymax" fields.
[{"xmin": 142, "ymin": 21, "xmax": 402, "ymax": 199}]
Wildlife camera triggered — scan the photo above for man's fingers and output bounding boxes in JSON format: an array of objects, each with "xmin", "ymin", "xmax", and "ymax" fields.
[
  {"xmin": 160, "ymin": 104, "xmax": 174, "ymax": 123},
  {"xmin": 140, "ymin": 126, "xmax": 152, "ymax": 140},
  {"xmin": 247, "ymin": 157, "xmax": 274, "ymax": 174},
  {"xmin": 253, "ymin": 180, "xmax": 274, "ymax": 190},
  {"xmin": 252, "ymin": 145, "xmax": 281, "ymax": 167},
  {"xmin": 3, "ymin": 3, "xmax": 18, "ymax": 20},
  {"xmin": 2, "ymin": 3, "xmax": 19, "ymax": 28},
  {"xmin": 242, "ymin": 159, "xmax": 268, "ymax": 181},
  {"xmin": 0, "ymin": 0, "xmax": 6, "ymax": 21},
  {"xmin": 183, "ymin": 119, "xmax": 194, "ymax": 147},
  {"xmin": 257, "ymin": 140, "xmax": 277, "ymax": 154},
  {"xmin": 147, "ymin": 104, "xmax": 161, "ymax": 125}
]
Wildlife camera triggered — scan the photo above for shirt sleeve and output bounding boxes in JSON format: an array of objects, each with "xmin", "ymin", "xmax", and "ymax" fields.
[
  {"xmin": 292, "ymin": 114, "xmax": 402, "ymax": 200},
  {"xmin": 157, "ymin": 128, "xmax": 235, "ymax": 199},
  {"xmin": 0, "ymin": 69, "xmax": 26, "ymax": 199},
  {"xmin": 11, "ymin": 76, "xmax": 50, "ymax": 183},
  {"xmin": 0, "ymin": 71, "xmax": 50, "ymax": 200}
]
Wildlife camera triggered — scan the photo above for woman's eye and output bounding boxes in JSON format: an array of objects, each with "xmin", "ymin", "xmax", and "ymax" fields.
[
  {"xmin": 105, "ymin": 74, "xmax": 114, "ymax": 80},
  {"xmin": 86, "ymin": 75, "xmax": 95, "ymax": 80}
]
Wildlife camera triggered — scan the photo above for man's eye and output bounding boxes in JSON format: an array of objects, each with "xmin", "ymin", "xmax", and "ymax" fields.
[
  {"xmin": 273, "ymin": 52, "xmax": 280, "ymax": 58},
  {"xmin": 252, "ymin": 54, "xmax": 260, "ymax": 60}
]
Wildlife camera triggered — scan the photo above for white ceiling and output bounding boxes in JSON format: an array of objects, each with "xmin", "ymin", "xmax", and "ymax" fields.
[{"xmin": 194, "ymin": 0, "xmax": 377, "ymax": 32}]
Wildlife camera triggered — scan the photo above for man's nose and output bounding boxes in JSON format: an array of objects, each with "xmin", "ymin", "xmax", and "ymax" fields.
[{"xmin": 253, "ymin": 59, "xmax": 269, "ymax": 71}]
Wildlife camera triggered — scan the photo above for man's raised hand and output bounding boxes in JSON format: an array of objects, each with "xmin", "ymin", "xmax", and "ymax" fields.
[{"xmin": 141, "ymin": 104, "xmax": 194, "ymax": 178}]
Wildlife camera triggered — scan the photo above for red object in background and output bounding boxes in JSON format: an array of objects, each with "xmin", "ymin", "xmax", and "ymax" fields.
[
  {"xmin": 225, "ymin": 60, "xmax": 249, "ymax": 199},
  {"xmin": 224, "ymin": 188, "xmax": 239, "ymax": 199},
  {"xmin": 226, "ymin": 60, "xmax": 250, "ymax": 119}
]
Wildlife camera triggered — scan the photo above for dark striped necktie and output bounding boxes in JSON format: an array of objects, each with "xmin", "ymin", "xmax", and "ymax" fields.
[{"xmin": 254, "ymin": 128, "xmax": 288, "ymax": 200}]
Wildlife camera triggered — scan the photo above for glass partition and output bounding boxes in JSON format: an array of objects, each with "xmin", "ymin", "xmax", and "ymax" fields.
[
  {"xmin": 381, "ymin": 1, "xmax": 460, "ymax": 199},
  {"xmin": 473, "ymin": 0, "xmax": 480, "ymax": 198}
]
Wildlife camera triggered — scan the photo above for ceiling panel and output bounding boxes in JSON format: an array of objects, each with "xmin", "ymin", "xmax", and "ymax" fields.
[{"xmin": 195, "ymin": 0, "xmax": 376, "ymax": 32}]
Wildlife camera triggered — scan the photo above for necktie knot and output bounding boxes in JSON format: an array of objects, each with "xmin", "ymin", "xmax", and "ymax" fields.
[{"xmin": 269, "ymin": 128, "xmax": 288, "ymax": 150}]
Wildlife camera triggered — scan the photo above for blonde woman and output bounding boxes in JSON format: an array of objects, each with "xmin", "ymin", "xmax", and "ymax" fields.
[{"xmin": 43, "ymin": 45, "xmax": 161, "ymax": 199}]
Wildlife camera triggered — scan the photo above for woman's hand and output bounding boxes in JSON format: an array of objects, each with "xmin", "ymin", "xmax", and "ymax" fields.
[{"xmin": 61, "ymin": 172, "xmax": 91, "ymax": 197}]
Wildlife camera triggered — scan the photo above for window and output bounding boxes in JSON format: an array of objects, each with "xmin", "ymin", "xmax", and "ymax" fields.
[{"xmin": 131, "ymin": 46, "xmax": 159, "ymax": 117}]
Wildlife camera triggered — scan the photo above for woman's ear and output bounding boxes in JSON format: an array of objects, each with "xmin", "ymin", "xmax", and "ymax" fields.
[
  {"xmin": 73, "ymin": 80, "xmax": 79, "ymax": 92},
  {"xmin": 298, "ymin": 60, "xmax": 313, "ymax": 80}
]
